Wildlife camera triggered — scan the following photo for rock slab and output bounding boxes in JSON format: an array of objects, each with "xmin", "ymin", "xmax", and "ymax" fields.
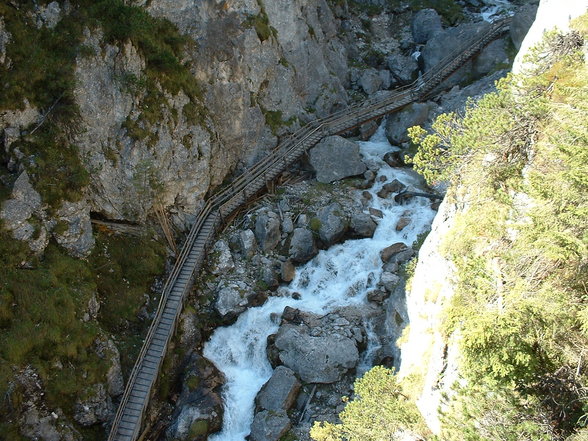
[{"xmin": 309, "ymin": 136, "xmax": 366, "ymax": 183}]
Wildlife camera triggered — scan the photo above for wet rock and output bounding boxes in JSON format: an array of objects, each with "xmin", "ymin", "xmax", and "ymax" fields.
[
  {"xmin": 255, "ymin": 366, "xmax": 301, "ymax": 412},
  {"xmin": 369, "ymin": 207, "xmax": 384, "ymax": 219},
  {"xmin": 239, "ymin": 229, "xmax": 258, "ymax": 258},
  {"xmin": 386, "ymin": 54, "xmax": 419, "ymax": 85},
  {"xmin": 396, "ymin": 216, "xmax": 411, "ymax": 231},
  {"xmin": 274, "ymin": 325, "xmax": 359, "ymax": 383},
  {"xmin": 380, "ymin": 242, "xmax": 408, "ymax": 263},
  {"xmin": 367, "ymin": 289, "xmax": 388, "ymax": 304},
  {"xmin": 360, "ymin": 120, "xmax": 379, "ymax": 140},
  {"xmin": 376, "ymin": 179, "xmax": 407, "ymax": 199},
  {"xmin": 349, "ymin": 212, "xmax": 377, "ymax": 238},
  {"xmin": 215, "ymin": 281, "xmax": 252, "ymax": 318},
  {"xmin": 288, "ymin": 228, "xmax": 317, "ymax": 264},
  {"xmin": 211, "ymin": 240, "xmax": 235, "ymax": 275},
  {"xmin": 316, "ymin": 203, "xmax": 348, "ymax": 246},
  {"xmin": 411, "ymin": 9, "xmax": 442, "ymax": 44},
  {"xmin": 510, "ymin": 4, "xmax": 539, "ymax": 50},
  {"xmin": 255, "ymin": 210, "xmax": 281, "ymax": 253},
  {"xmin": 383, "ymin": 150, "xmax": 405, "ymax": 168},
  {"xmin": 385, "ymin": 102, "xmax": 438, "ymax": 145},
  {"xmin": 249, "ymin": 410, "xmax": 291, "ymax": 441},
  {"xmin": 309, "ymin": 136, "xmax": 367, "ymax": 183},
  {"xmin": 74, "ymin": 384, "xmax": 113, "ymax": 426},
  {"xmin": 380, "ymin": 272, "xmax": 400, "ymax": 292},
  {"xmin": 431, "ymin": 200, "xmax": 442, "ymax": 211},
  {"xmin": 281, "ymin": 260, "xmax": 296, "ymax": 283},
  {"xmin": 167, "ymin": 353, "xmax": 224, "ymax": 441}
]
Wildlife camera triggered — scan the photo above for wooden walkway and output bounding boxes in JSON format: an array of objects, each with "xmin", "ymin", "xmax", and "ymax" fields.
[{"xmin": 107, "ymin": 18, "xmax": 510, "ymax": 441}]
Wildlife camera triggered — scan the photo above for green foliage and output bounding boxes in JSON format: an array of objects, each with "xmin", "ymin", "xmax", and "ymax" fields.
[
  {"xmin": 408, "ymin": 0, "xmax": 464, "ymax": 25},
  {"xmin": 90, "ymin": 232, "xmax": 166, "ymax": 333},
  {"xmin": 310, "ymin": 366, "xmax": 429, "ymax": 441},
  {"xmin": 261, "ymin": 108, "xmax": 297, "ymax": 135},
  {"xmin": 243, "ymin": 2, "xmax": 277, "ymax": 42},
  {"xmin": 409, "ymin": 19, "xmax": 588, "ymax": 439}
]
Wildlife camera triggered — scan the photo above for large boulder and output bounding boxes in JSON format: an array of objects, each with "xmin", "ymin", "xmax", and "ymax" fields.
[
  {"xmin": 210, "ymin": 239, "xmax": 235, "ymax": 275},
  {"xmin": 288, "ymin": 228, "xmax": 317, "ymax": 263},
  {"xmin": 249, "ymin": 410, "xmax": 291, "ymax": 441},
  {"xmin": 52, "ymin": 200, "xmax": 95, "ymax": 258},
  {"xmin": 385, "ymin": 102, "xmax": 438, "ymax": 145},
  {"xmin": 166, "ymin": 353, "xmax": 225, "ymax": 441},
  {"xmin": 359, "ymin": 68, "xmax": 383, "ymax": 95},
  {"xmin": 411, "ymin": 9, "xmax": 442, "ymax": 44},
  {"xmin": 349, "ymin": 212, "xmax": 377, "ymax": 238},
  {"xmin": 274, "ymin": 325, "xmax": 359, "ymax": 383},
  {"xmin": 316, "ymin": 203, "xmax": 348, "ymax": 246},
  {"xmin": 309, "ymin": 136, "xmax": 367, "ymax": 183},
  {"xmin": 387, "ymin": 54, "xmax": 419, "ymax": 85},
  {"xmin": 215, "ymin": 281, "xmax": 252, "ymax": 318},
  {"xmin": 510, "ymin": 4, "xmax": 539, "ymax": 50},
  {"xmin": 255, "ymin": 366, "xmax": 301, "ymax": 412},
  {"xmin": 255, "ymin": 210, "xmax": 281, "ymax": 253}
]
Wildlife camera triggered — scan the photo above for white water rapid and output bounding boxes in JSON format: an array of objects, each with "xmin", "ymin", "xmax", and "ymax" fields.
[{"xmin": 203, "ymin": 125, "xmax": 437, "ymax": 441}]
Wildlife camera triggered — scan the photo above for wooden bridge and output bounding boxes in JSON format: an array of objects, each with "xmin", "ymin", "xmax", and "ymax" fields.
[{"xmin": 107, "ymin": 18, "xmax": 511, "ymax": 441}]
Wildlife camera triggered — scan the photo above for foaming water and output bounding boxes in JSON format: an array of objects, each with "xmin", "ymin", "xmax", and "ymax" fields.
[
  {"xmin": 203, "ymin": 124, "xmax": 437, "ymax": 441},
  {"xmin": 479, "ymin": 0, "xmax": 515, "ymax": 22}
]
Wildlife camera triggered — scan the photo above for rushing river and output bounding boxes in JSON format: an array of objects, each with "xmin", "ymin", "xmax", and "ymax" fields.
[{"xmin": 203, "ymin": 125, "xmax": 437, "ymax": 441}]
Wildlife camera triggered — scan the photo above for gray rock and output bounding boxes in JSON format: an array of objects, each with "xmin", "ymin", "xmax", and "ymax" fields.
[
  {"xmin": 367, "ymin": 289, "xmax": 388, "ymax": 304},
  {"xmin": 310, "ymin": 136, "xmax": 367, "ymax": 183},
  {"xmin": 316, "ymin": 203, "xmax": 348, "ymax": 246},
  {"xmin": 35, "ymin": 1, "xmax": 62, "ymax": 29},
  {"xmin": 360, "ymin": 68, "xmax": 383, "ymax": 94},
  {"xmin": 385, "ymin": 102, "xmax": 438, "ymax": 145},
  {"xmin": 249, "ymin": 410, "xmax": 291, "ymax": 441},
  {"xmin": 260, "ymin": 263, "xmax": 279, "ymax": 290},
  {"xmin": 282, "ymin": 214, "xmax": 294, "ymax": 234},
  {"xmin": 0, "ymin": 171, "xmax": 48, "ymax": 254},
  {"xmin": 288, "ymin": 228, "xmax": 317, "ymax": 264},
  {"xmin": 74, "ymin": 384, "xmax": 113, "ymax": 426},
  {"xmin": 376, "ymin": 179, "xmax": 407, "ymax": 198},
  {"xmin": 239, "ymin": 229, "xmax": 258, "ymax": 258},
  {"xmin": 510, "ymin": 4, "xmax": 539, "ymax": 50},
  {"xmin": 274, "ymin": 325, "xmax": 359, "ymax": 383},
  {"xmin": 94, "ymin": 338, "xmax": 124, "ymax": 397},
  {"xmin": 255, "ymin": 210, "xmax": 281, "ymax": 253},
  {"xmin": 0, "ymin": 18, "xmax": 11, "ymax": 65},
  {"xmin": 380, "ymin": 272, "xmax": 400, "ymax": 292},
  {"xmin": 383, "ymin": 150, "xmax": 405, "ymax": 167},
  {"xmin": 411, "ymin": 9, "xmax": 442, "ymax": 44},
  {"xmin": 281, "ymin": 260, "xmax": 296, "ymax": 283},
  {"xmin": 387, "ymin": 53, "xmax": 419, "ymax": 85},
  {"xmin": 349, "ymin": 212, "xmax": 377, "ymax": 238},
  {"xmin": 473, "ymin": 38, "xmax": 508, "ymax": 78},
  {"xmin": 380, "ymin": 243, "xmax": 408, "ymax": 263},
  {"xmin": 53, "ymin": 200, "xmax": 95, "ymax": 258},
  {"xmin": 396, "ymin": 216, "xmax": 411, "ymax": 231},
  {"xmin": 256, "ymin": 366, "xmax": 301, "ymax": 412},
  {"xmin": 359, "ymin": 120, "xmax": 379, "ymax": 141},
  {"xmin": 215, "ymin": 281, "xmax": 251, "ymax": 318},
  {"xmin": 369, "ymin": 207, "xmax": 384, "ymax": 219},
  {"xmin": 211, "ymin": 240, "xmax": 235, "ymax": 275},
  {"xmin": 167, "ymin": 353, "xmax": 224, "ymax": 441}
]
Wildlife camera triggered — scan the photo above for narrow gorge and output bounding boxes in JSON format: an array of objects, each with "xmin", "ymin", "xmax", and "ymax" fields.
[{"xmin": 1, "ymin": 1, "xmax": 587, "ymax": 441}]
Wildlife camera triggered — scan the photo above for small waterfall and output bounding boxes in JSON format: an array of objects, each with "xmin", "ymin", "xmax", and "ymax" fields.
[{"xmin": 203, "ymin": 124, "xmax": 437, "ymax": 441}]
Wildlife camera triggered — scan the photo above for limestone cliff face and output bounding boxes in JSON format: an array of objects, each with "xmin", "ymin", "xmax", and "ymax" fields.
[
  {"xmin": 1, "ymin": 0, "xmax": 350, "ymax": 255},
  {"xmin": 79, "ymin": 0, "xmax": 349, "ymax": 226}
]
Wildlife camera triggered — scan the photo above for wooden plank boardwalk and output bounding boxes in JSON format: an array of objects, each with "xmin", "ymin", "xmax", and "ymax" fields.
[{"xmin": 107, "ymin": 18, "xmax": 511, "ymax": 441}]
